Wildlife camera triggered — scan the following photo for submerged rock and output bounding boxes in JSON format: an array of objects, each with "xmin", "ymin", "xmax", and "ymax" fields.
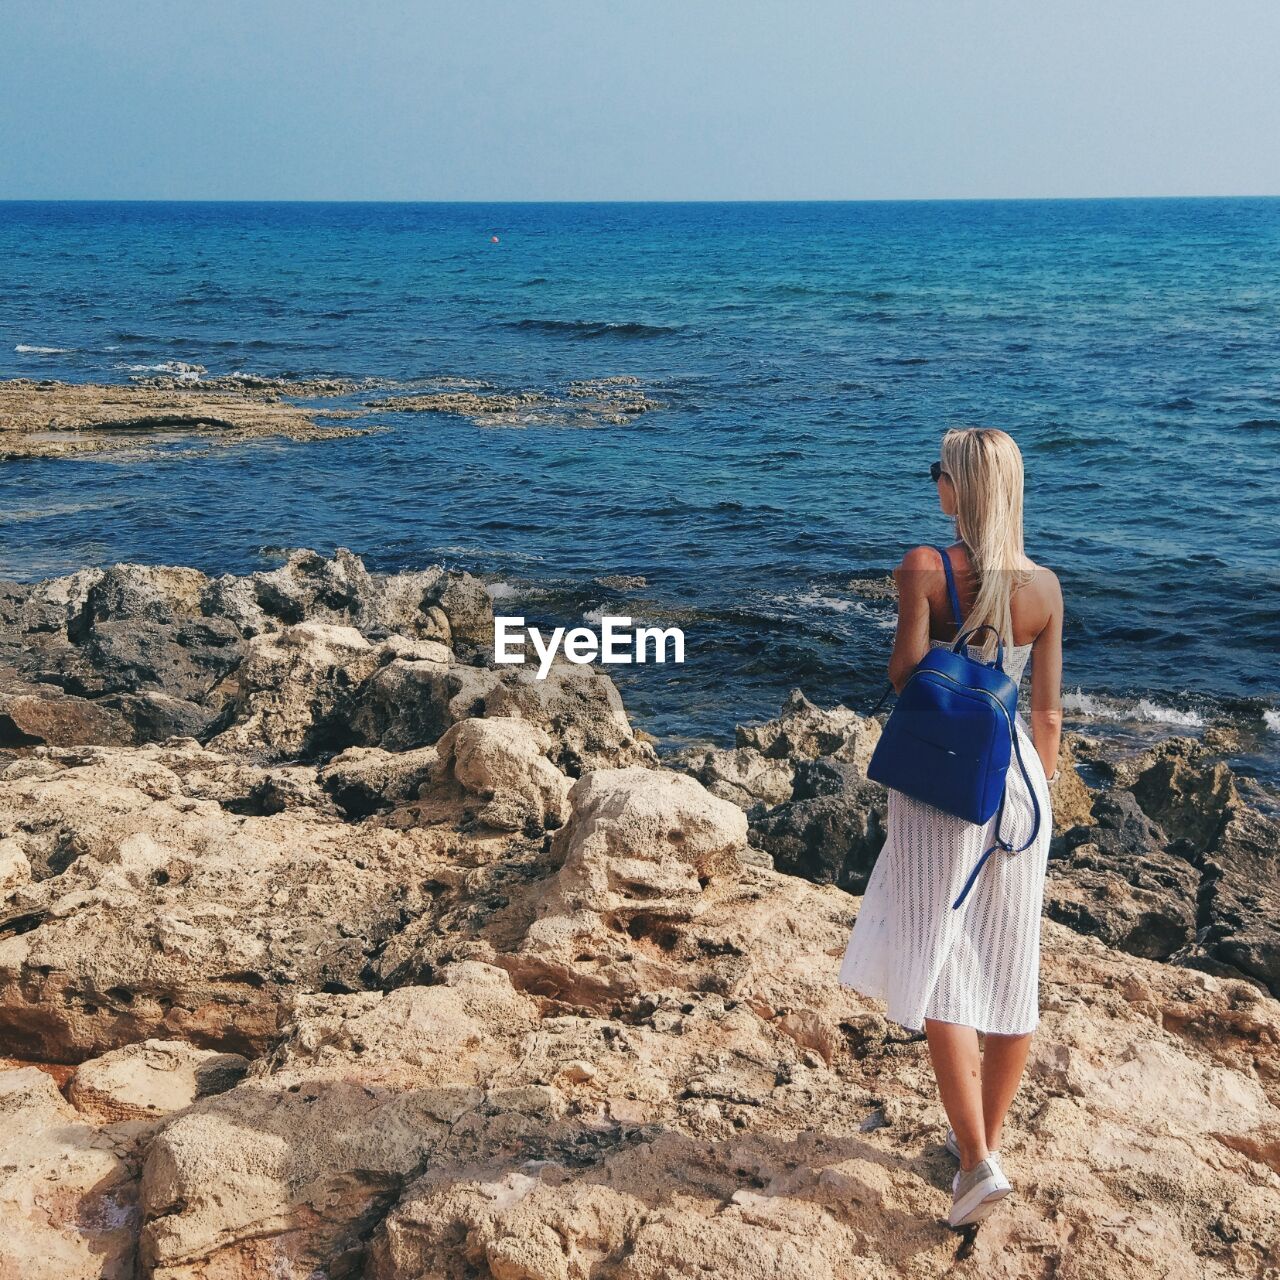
[{"xmin": 0, "ymin": 378, "xmax": 371, "ymax": 458}]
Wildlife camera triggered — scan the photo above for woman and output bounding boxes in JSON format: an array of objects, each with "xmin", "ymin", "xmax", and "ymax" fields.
[{"xmin": 839, "ymin": 426, "xmax": 1063, "ymax": 1229}]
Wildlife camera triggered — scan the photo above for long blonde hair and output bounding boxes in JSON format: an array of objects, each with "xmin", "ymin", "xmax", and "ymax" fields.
[{"xmin": 940, "ymin": 427, "xmax": 1036, "ymax": 659}]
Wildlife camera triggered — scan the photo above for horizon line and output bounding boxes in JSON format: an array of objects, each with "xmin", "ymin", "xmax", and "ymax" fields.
[{"xmin": 2, "ymin": 194, "xmax": 1280, "ymax": 205}]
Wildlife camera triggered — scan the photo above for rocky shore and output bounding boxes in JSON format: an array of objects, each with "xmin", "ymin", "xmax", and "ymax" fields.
[
  {"xmin": 0, "ymin": 374, "xmax": 664, "ymax": 459},
  {"xmin": 1, "ymin": 550, "xmax": 1278, "ymax": 1277},
  {"xmin": 0, "ymin": 380, "xmax": 375, "ymax": 459}
]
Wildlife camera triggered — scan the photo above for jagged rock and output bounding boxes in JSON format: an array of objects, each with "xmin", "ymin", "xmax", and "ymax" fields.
[
  {"xmin": 67, "ymin": 1039, "xmax": 249, "ymax": 1124},
  {"xmin": 1195, "ymin": 802, "xmax": 1280, "ymax": 995},
  {"xmin": 1048, "ymin": 733, "xmax": 1095, "ymax": 832},
  {"xmin": 736, "ymin": 689, "xmax": 881, "ymax": 769},
  {"xmin": 0, "ymin": 837, "xmax": 32, "ymax": 900},
  {"xmin": 483, "ymin": 661, "xmax": 658, "ymax": 775},
  {"xmin": 134, "ymin": 903, "xmax": 1280, "ymax": 1280},
  {"xmin": 1132, "ymin": 745, "xmax": 1240, "ymax": 849},
  {"xmin": 0, "ymin": 686, "xmax": 136, "ymax": 749},
  {"xmin": 1046, "ymin": 792, "xmax": 1199, "ymax": 959},
  {"xmin": 500, "ymin": 767, "xmax": 747, "ymax": 1010},
  {"xmin": 201, "ymin": 547, "xmax": 451, "ymax": 643},
  {"xmin": 139, "ymin": 963, "xmax": 542, "ymax": 1279},
  {"xmin": 0, "ymin": 741, "xmax": 465, "ymax": 1061},
  {"xmin": 0, "ymin": 1066, "xmax": 138, "ymax": 1278},
  {"xmin": 0, "ymin": 551, "xmax": 483, "ymax": 763},
  {"xmin": 0, "ymin": 377, "xmax": 369, "ymax": 458},
  {"xmin": 421, "ymin": 717, "xmax": 573, "ymax": 834},
  {"xmin": 426, "ymin": 570, "xmax": 494, "ymax": 651},
  {"xmin": 205, "ymin": 621, "xmax": 390, "ymax": 761},
  {"xmin": 349, "ymin": 651, "xmax": 497, "ymax": 753},
  {"xmin": 44, "ymin": 565, "xmax": 247, "ymax": 706},
  {"xmin": 749, "ymin": 770, "xmax": 887, "ymax": 893},
  {"xmin": 679, "ymin": 743, "xmax": 795, "ymax": 811},
  {"xmin": 319, "ymin": 744, "xmax": 442, "ymax": 818}
]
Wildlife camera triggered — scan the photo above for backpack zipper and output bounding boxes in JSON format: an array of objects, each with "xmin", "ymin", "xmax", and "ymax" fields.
[{"xmin": 903, "ymin": 666, "xmax": 1015, "ymax": 734}]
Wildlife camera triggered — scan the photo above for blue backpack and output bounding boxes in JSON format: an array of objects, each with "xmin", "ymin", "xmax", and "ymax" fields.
[{"xmin": 865, "ymin": 545, "xmax": 1042, "ymax": 910}]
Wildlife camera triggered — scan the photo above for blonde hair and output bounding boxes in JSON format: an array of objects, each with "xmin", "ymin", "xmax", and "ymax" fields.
[{"xmin": 939, "ymin": 427, "xmax": 1036, "ymax": 659}]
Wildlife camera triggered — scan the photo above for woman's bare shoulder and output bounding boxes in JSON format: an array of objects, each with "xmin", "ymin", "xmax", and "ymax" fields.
[
  {"xmin": 1018, "ymin": 560, "xmax": 1063, "ymax": 641},
  {"xmin": 1023, "ymin": 559, "xmax": 1063, "ymax": 601}
]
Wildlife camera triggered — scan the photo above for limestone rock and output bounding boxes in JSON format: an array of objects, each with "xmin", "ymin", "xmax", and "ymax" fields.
[
  {"xmin": 67, "ymin": 1038, "xmax": 249, "ymax": 1124},
  {"xmin": 318, "ymin": 743, "xmax": 441, "ymax": 818},
  {"xmin": 0, "ymin": 1066, "xmax": 138, "ymax": 1278},
  {"xmin": 736, "ymin": 689, "xmax": 881, "ymax": 768},
  {"xmin": 483, "ymin": 661, "xmax": 658, "ymax": 774},
  {"xmin": 501, "ymin": 767, "xmax": 747, "ymax": 1010},
  {"xmin": 1193, "ymin": 801, "xmax": 1280, "ymax": 995},
  {"xmin": 0, "ymin": 685, "xmax": 137, "ymax": 750},
  {"xmin": 201, "ymin": 546, "xmax": 451, "ymax": 643},
  {"xmin": 424, "ymin": 717, "xmax": 573, "ymax": 834},
  {"xmin": 426, "ymin": 570, "xmax": 494, "ymax": 651},
  {"xmin": 349, "ymin": 652, "xmax": 497, "ymax": 752},
  {"xmin": 749, "ymin": 759, "xmax": 887, "ymax": 892},
  {"xmin": 1048, "ymin": 732, "xmax": 1095, "ymax": 832},
  {"xmin": 139, "ymin": 963, "xmax": 541, "ymax": 1279},
  {"xmin": 679, "ymin": 743, "xmax": 796, "ymax": 811},
  {"xmin": 1046, "ymin": 790, "xmax": 1199, "ymax": 959},
  {"xmin": 0, "ymin": 377, "xmax": 369, "ymax": 459},
  {"xmin": 0, "ymin": 837, "xmax": 31, "ymax": 900},
  {"xmin": 0, "ymin": 741, "xmax": 459, "ymax": 1061},
  {"xmin": 206, "ymin": 621, "xmax": 386, "ymax": 760}
]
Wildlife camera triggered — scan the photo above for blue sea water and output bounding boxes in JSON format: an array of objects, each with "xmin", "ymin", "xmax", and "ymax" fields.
[{"xmin": 2, "ymin": 200, "xmax": 1278, "ymax": 783}]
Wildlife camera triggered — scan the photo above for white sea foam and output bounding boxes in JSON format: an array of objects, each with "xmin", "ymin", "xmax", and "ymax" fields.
[
  {"xmin": 486, "ymin": 581, "xmax": 522, "ymax": 600},
  {"xmin": 437, "ymin": 545, "xmax": 545, "ymax": 563},
  {"xmin": 1264, "ymin": 709, "xmax": 1280, "ymax": 733},
  {"xmin": 118, "ymin": 360, "xmax": 205, "ymax": 380},
  {"xmin": 793, "ymin": 589, "xmax": 898, "ymax": 631},
  {"xmin": 15, "ymin": 343, "xmax": 73, "ymax": 354},
  {"xmin": 1063, "ymin": 687, "xmax": 1204, "ymax": 727}
]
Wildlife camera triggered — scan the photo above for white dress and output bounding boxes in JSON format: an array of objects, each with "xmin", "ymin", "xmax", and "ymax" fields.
[{"xmin": 838, "ymin": 639, "xmax": 1052, "ymax": 1036}]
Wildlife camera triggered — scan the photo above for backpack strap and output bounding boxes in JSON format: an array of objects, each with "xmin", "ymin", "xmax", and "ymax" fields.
[
  {"xmin": 934, "ymin": 545, "xmax": 964, "ymax": 630},
  {"xmin": 950, "ymin": 727, "xmax": 1044, "ymax": 910}
]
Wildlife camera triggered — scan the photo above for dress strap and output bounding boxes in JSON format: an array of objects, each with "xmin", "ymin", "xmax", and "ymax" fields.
[{"xmin": 934, "ymin": 545, "xmax": 963, "ymax": 629}]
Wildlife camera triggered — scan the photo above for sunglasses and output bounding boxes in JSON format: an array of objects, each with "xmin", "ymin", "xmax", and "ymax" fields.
[{"xmin": 929, "ymin": 461, "xmax": 948, "ymax": 483}]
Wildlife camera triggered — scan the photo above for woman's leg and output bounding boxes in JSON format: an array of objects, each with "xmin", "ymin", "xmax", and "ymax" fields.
[
  {"xmin": 924, "ymin": 1018, "xmax": 988, "ymax": 1170},
  {"xmin": 979, "ymin": 1031, "xmax": 1032, "ymax": 1152}
]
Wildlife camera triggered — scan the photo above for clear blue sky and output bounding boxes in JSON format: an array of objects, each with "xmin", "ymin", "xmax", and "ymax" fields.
[{"xmin": 2, "ymin": 0, "xmax": 1277, "ymax": 200}]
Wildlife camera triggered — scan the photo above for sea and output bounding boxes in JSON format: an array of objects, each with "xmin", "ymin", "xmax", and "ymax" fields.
[{"xmin": 2, "ymin": 200, "xmax": 1278, "ymax": 788}]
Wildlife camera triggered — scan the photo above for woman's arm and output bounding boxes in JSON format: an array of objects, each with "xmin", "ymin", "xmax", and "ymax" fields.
[
  {"xmin": 1028, "ymin": 571, "xmax": 1064, "ymax": 778},
  {"xmin": 887, "ymin": 546, "xmax": 938, "ymax": 692}
]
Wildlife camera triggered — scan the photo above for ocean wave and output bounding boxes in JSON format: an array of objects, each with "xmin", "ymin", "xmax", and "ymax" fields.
[
  {"xmin": 117, "ymin": 360, "xmax": 206, "ymax": 381},
  {"xmin": 1238, "ymin": 418, "xmax": 1280, "ymax": 431},
  {"xmin": 1265, "ymin": 709, "xmax": 1280, "ymax": 734},
  {"xmin": 435, "ymin": 545, "xmax": 546, "ymax": 564},
  {"xmin": 790, "ymin": 589, "xmax": 897, "ymax": 631},
  {"xmin": 503, "ymin": 318, "xmax": 679, "ymax": 339},
  {"xmin": 15, "ymin": 343, "xmax": 74, "ymax": 354},
  {"xmin": 1063, "ymin": 687, "xmax": 1205, "ymax": 727}
]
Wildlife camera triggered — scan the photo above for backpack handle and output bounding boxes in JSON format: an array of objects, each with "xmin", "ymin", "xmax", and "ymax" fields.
[{"xmin": 953, "ymin": 622, "xmax": 1005, "ymax": 672}]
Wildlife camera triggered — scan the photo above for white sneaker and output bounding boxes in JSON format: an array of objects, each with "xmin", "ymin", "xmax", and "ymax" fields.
[
  {"xmin": 948, "ymin": 1156, "xmax": 1012, "ymax": 1228},
  {"xmin": 945, "ymin": 1127, "xmax": 1000, "ymax": 1161}
]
